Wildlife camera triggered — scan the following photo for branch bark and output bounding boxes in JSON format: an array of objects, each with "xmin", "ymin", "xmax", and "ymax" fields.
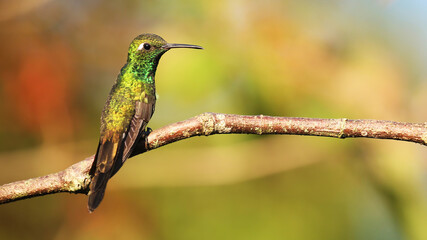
[{"xmin": 1, "ymin": 112, "xmax": 426, "ymax": 204}]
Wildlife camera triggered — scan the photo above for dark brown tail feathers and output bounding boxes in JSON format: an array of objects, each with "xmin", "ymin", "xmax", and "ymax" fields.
[
  {"xmin": 87, "ymin": 139, "xmax": 124, "ymax": 212},
  {"xmin": 88, "ymin": 171, "xmax": 109, "ymax": 212}
]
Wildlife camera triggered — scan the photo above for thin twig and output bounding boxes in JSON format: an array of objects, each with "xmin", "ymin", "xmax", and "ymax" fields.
[{"xmin": 1, "ymin": 113, "xmax": 426, "ymax": 204}]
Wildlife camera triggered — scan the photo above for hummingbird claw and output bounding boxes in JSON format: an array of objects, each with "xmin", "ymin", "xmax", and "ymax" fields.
[
  {"xmin": 145, "ymin": 127, "xmax": 153, "ymax": 134},
  {"xmin": 143, "ymin": 127, "xmax": 152, "ymax": 150}
]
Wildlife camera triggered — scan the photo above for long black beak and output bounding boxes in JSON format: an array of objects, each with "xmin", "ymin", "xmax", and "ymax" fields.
[{"xmin": 162, "ymin": 43, "xmax": 203, "ymax": 50}]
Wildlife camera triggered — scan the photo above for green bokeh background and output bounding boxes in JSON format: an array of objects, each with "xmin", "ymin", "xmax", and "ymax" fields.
[{"xmin": 0, "ymin": 0, "xmax": 426, "ymax": 239}]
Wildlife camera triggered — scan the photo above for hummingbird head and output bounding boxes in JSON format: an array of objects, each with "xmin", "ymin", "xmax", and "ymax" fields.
[{"xmin": 127, "ymin": 33, "xmax": 203, "ymax": 66}]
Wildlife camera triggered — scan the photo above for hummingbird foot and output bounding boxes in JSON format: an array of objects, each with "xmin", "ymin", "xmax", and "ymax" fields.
[
  {"xmin": 145, "ymin": 127, "xmax": 153, "ymax": 134},
  {"xmin": 143, "ymin": 127, "xmax": 152, "ymax": 149}
]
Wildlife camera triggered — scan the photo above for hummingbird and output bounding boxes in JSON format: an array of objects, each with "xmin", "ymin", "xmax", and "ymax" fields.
[{"xmin": 88, "ymin": 33, "xmax": 202, "ymax": 212}]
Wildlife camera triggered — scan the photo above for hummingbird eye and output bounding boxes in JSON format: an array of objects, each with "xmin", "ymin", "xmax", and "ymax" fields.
[
  {"xmin": 143, "ymin": 43, "xmax": 151, "ymax": 50},
  {"xmin": 137, "ymin": 42, "xmax": 152, "ymax": 51}
]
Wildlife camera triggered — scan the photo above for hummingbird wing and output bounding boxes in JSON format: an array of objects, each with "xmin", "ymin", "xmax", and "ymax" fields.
[
  {"xmin": 121, "ymin": 99, "xmax": 155, "ymax": 163},
  {"xmin": 88, "ymin": 98, "xmax": 155, "ymax": 212}
]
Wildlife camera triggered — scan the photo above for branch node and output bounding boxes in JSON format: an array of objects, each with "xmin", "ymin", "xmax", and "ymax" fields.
[
  {"xmin": 215, "ymin": 113, "xmax": 232, "ymax": 134},
  {"xmin": 198, "ymin": 112, "xmax": 216, "ymax": 136},
  {"xmin": 61, "ymin": 157, "xmax": 92, "ymax": 193},
  {"xmin": 338, "ymin": 118, "xmax": 348, "ymax": 138}
]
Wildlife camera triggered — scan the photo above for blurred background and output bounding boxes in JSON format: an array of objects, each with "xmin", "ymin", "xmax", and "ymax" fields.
[{"xmin": 0, "ymin": 0, "xmax": 426, "ymax": 239}]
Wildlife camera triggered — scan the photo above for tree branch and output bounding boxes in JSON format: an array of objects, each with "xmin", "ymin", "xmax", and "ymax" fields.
[{"xmin": 1, "ymin": 112, "xmax": 426, "ymax": 204}]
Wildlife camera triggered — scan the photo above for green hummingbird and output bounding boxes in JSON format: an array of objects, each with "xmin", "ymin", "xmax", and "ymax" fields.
[{"xmin": 88, "ymin": 33, "xmax": 202, "ymax": 212}]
